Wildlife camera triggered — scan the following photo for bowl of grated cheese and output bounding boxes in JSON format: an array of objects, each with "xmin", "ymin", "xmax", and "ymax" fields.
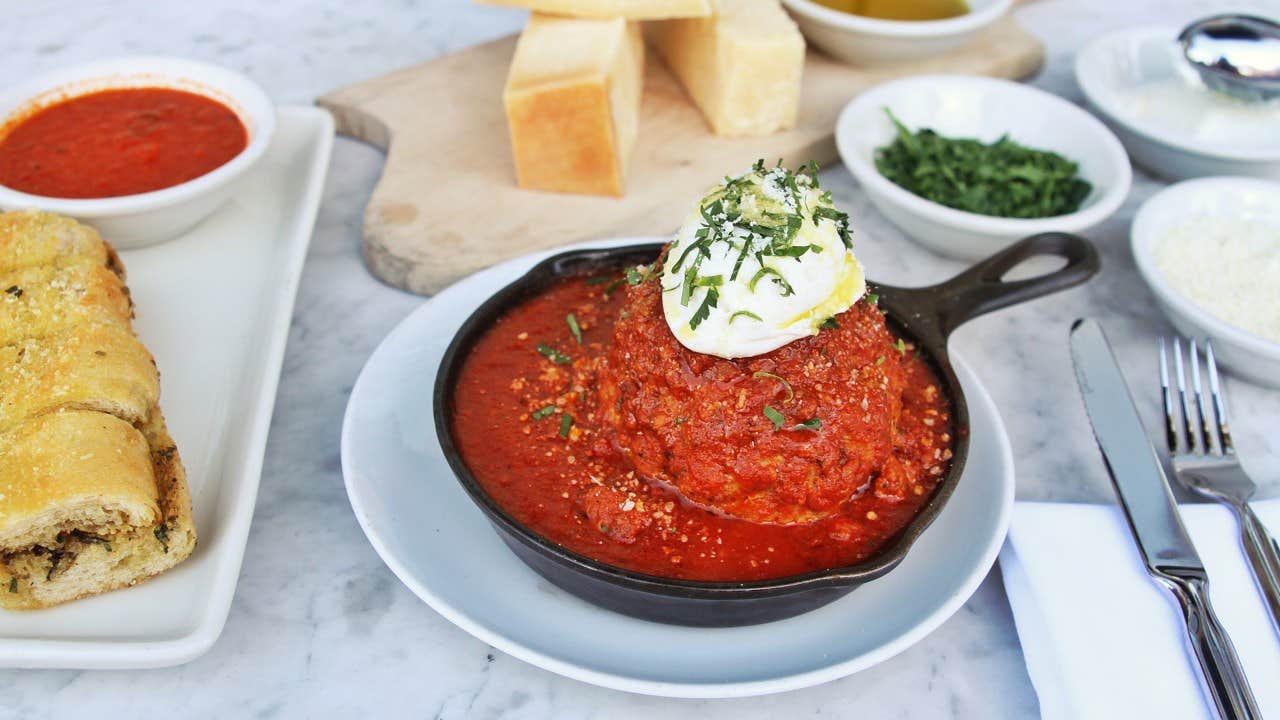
[{"xmin": 1132, "ymin": 176, "xmax": 1280, "ymax": 388}]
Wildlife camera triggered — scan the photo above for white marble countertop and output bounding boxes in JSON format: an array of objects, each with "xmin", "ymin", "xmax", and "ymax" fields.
[{"xmin": 3, "ymin": 0, "xmax": 1279, "ymax": 716}]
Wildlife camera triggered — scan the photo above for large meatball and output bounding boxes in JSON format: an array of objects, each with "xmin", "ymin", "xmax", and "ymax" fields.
[{"xmin": 595, "ymin": 274, "xmax": 913, "ymax": 526}]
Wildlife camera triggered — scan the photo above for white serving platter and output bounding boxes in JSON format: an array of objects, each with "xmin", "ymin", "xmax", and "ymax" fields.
[
  {"xmin": 342, "ymin": 237, "xmax": 1016, "ymax": 698},
  {"xmin": 0, "ymin": 106, "xmax": 333, "ymax": 669}
]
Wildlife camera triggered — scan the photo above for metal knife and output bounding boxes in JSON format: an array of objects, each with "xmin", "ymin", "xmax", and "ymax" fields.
[{"xmin": 1069, "ymin": 318, "xmax": 1260, "ymax": 720}]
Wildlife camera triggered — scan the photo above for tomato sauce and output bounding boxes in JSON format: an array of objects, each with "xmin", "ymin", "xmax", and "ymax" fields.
[
  {"xmin": 0, "ymin": 88, "xmax": 248, "ymax": 199},
  {"xmin": 452, "ymin": 271, "xmax": 955, "ymax": 582}
]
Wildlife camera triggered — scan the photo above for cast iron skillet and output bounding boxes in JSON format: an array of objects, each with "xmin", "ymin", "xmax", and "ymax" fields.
[{"xmin": 435, "ymin": 233, "xmax": 1099, "ymax": 627}]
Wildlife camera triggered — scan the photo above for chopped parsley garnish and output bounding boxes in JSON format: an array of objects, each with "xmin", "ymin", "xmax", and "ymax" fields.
[
  {"xmin": 763, "ymin": 405, "xmax": 785, "ymax": 430},
  {"xmin": 730, "ymin": 310, "xmax": 763, "ymax": 324},
  {"xmin": 876, "ymin": 355, "xmax": 886, "ymax": 366},
  {"xmin": 796, "ymin": 417, "xmax": 822, "ymax": 431},
  {"xmin": 673, "ymin": 416, "xmax": 689, "ymax": 425},
  {"xmin": 566, "ymin": 313, "xmax": 582, "ymax": 344},
  {"xmin": 154, "ymin": 524, "xmax": 170, "ymax": 554},
  {"xmin": 689, "ymin": 288, "xmax": 719, "ymax": 331},
  {"xmin": 820, "ymin": 317, "xmax": 839, "ymax": 330},
  {"xmin": 7, "ymin": 578, "xmax": 16, "ymax": 594},
  {"xmin": 895, "ymin": 338, "xmax": 907, "ymax": 356},
  {"xmin": 753, "ymin": 371, "xmax": 794, "ymax": 403},
  {"xmin": 537, "ymin": 343, "xmax": 572, "ymax": 365},
  {"xmin": 531, "ymin": 405, "xmax": 557, "ymax": 420},
  {"xmin": 558, "ymin": 413, "xmax": 573, "ymax": 438},
  {"xmin": 875, "ymin": 108, "xmax": 1091, "ymax": 219},
  {"xmin": 603, "ymin": 263, "xmax": 657, "ymax": 297},
  {"xmin": 864, "ymin": 293, "xmax": 879, "ymax": 306},
  {"xmin": 748, "ymin": 266, "xmax": 794, "ymax": 297},
  {"xmin": 626, "ymin": 265, "xmax": 652, "ymax": 285},
  {"xmin": 584, "ymin": 276, "xmax": 611, "ymax": 285},
  {"xmin": 664, "ymin": 160, "xmax": 855, "ymax": 333}
]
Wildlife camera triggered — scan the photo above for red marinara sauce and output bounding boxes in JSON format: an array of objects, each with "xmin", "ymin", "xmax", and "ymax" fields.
[
  {"xmin": 0, "ymin": 87, "xmax": 248, "ymax": 199},
  {"xmin": 452, "ymin": 271, "xmax": 956, "ymax": 582}
]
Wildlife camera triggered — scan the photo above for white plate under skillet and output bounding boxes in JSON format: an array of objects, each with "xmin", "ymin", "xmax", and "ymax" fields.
[
  {"xmin": 341, "ymin": 237, "xmax": 1016, "ymax": 698},
  {"xmin": 0, "ymin": 106, "xmax": 334, "ymax": 668}
]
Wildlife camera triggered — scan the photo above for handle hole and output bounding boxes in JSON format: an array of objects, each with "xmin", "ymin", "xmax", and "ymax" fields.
[{"xmin": 1000, "ymin": 254, "xmax": 1068, "ymax": 282}]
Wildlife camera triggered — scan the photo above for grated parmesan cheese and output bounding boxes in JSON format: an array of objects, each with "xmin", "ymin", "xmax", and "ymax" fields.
[{"xmin": 1153, "ymin": 215, "xmax": 1280, "ymax": 343}]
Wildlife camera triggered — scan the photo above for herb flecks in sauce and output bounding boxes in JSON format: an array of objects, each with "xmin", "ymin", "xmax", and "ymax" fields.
[{"xmin": 536, "ymin": 343, "xmax": 572, "ymax": 365}]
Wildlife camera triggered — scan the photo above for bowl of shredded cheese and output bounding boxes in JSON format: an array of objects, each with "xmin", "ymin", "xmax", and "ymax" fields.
[{"xmin": 1132, "ymin": 176, "xmax": 1280, "ymax": 388}]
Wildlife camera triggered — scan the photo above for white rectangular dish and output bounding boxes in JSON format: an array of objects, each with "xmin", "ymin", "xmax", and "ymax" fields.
[{"xmin": 0, "ymin": 105, "xmax": 334, "ymax": 669}]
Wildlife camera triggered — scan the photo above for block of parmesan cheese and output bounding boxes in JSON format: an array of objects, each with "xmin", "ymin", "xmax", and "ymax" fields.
[
  {"xmin": 648, "ymin": 0, "xmax": 805, "ymax": 137},
  {"xmin": 503, "ymin": 14, "xmax": 644, "ymax": 197},
  {"xmin": 477, "ymin": 0, "xmax": 710, "ymax": 20}
]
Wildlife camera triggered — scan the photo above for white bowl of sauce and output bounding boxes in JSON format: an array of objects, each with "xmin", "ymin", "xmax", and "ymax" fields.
[
  {"xmin": 781, "ymin": 0, "xmax": 1013, "ymax": 66},
  {"xmin": 0, "ymin": 56, "xmax": 275, "ymax": 248},
  {"xmin": 1131, "ymin": 176, "xmax": 1280, "ymax": 388}
]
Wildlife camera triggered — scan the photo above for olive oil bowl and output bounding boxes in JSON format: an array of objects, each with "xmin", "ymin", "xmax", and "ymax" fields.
[
  {"xmin": 836, "ymin": 75, "xmax": 1132, "ymax": 260},
  {"xmin": 781, "ymin": 0, "xmax": 1012, "ymax": 66}
]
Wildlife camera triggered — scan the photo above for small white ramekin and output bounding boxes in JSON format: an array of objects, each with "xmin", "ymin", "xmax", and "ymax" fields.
[
  {"xmin": 781, "ymin": 0, "xmax": 1013, "ymax": 67},
  {"xmin": 836, "ymin": 74, "xmax": 1132, "ymax": 260},
  {"xmin": 1076, "ymin": 28, "xmax": 1280, "ymax": 182},
  {"xmin": 0, "ymin": 56, "xmax": 275, "ymax": 248},
  {"xmin": 1131, "ymin": 176, "xmax": 1280, "ymax": 388}
]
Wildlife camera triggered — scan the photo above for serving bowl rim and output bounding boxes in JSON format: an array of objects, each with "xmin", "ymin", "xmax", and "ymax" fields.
[
  {"xmin": 1130, "ymin": 175, "xmax": 1280, "ymax": 360},
  {"xmin": 1074, "ymin": 28, "xmax": 1280, "ymax": 164},
  {"xmin": 433, "ymin": 241, "xmax": 972, "ymax": 598},
  {"xmin": 0, "ymin": 54, "xmax": 276, "ymax": 216},
  {"xmin": 836, "ymin": 74, "xmax": 1132, "ymax": 239},
  {"xmin": 780, "ymin": 0, "xmax": 1012, "ymax": 38}
]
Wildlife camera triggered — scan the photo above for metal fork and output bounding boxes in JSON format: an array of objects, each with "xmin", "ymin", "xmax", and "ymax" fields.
[{"xmin": 1161, "ymin": 337, "xmax": 1280, "ymax": 638}]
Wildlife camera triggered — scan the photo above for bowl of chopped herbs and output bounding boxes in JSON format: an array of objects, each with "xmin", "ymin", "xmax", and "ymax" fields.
[{"xmin": 837, "ymin": 75, "xmax": 1131, "ymax": 259}]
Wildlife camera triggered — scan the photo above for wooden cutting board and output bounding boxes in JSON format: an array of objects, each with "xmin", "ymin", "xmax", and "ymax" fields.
[{"xmin": 318, "ymin": 16, "xmax": 1044, "ymax": 295}]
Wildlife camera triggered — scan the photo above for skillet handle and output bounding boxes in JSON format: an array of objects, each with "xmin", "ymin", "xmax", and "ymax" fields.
[{"xmin": 927, "ymin": 233, "xmax": 1099, "ymax": 338}]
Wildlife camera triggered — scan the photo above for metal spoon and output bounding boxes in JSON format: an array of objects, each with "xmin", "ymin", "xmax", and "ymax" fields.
[{"xmin": 1178, "ymin": 14, "xmax": 1280, "ymax": 102}]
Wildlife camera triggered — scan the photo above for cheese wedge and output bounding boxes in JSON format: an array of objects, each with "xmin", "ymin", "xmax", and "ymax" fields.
[
  {"xmin": 648, "ymin": 0, "xmax": 805, "ymax": 137},
  {"xmin": 503, "ymin": 14, "xmax": 644, "ymax": 197},
  {"xmin": 477, "ymin": 0, "xmax": 710, "ymax": 19}
]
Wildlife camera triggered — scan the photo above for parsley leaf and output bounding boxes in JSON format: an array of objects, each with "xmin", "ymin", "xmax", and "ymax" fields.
[
  {"xmin": 566, "ymin": 313, "xmax": 582, "ymax": 344},
  {"xmin": 795, "ymin": 417, "xmax": 821, "ymax": 431},
  {"xmin": 763, "ymin": 405, "xmax": 785, "ymax": 430},
  {"xmin": 558, "ymin": 413, "xmax": 573, "ymax": 438},
  {"xmin": 689, "ymin": 288, "xmax": 719, "ymax": 330},
  {"xmin": 537, "ymin": 343, "xmax": 572, "ymax": 364},
  {"xmin": 531, "ymin": 405, "xmax": 557, "ymax": 420}
]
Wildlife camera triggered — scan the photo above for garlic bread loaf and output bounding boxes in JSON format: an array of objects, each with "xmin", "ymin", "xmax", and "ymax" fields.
[{"xmin": 0, "ymin": 210, "xmax": 195, "ymax": 610}]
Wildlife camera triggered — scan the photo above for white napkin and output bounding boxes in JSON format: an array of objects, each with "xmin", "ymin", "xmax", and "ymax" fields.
[{"xmin": 1000, "ymin": 500, "xmax": 1280, "ymax": 720}]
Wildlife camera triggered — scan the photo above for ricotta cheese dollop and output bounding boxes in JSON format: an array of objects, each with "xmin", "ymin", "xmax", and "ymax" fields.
[{"xmin": 661, "ymin": 161, "xmax": 866, "ymax": 358}]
